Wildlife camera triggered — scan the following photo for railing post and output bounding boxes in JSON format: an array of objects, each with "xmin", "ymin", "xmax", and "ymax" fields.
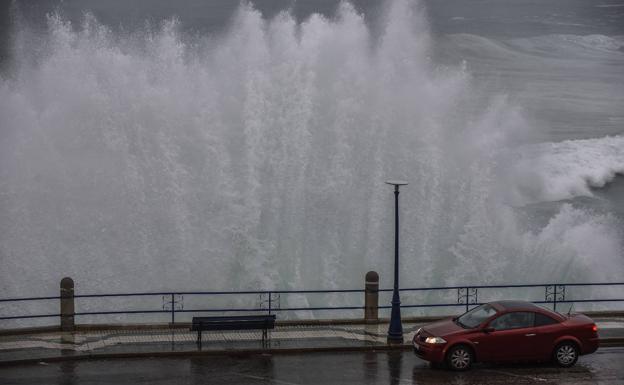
[
  {"xmin": 545, "ymin": 285, "xmax": 565, "ymax": 313},
  {"xmin": 60, "ymin": 277, "xmax": 75, "ymax": 332},
  {"xmin": 553, "ymin": 293, "xmax": 557, "ymax": 312},
  {"xmin": 365, "ymin": 271, "xmax": 379, "ymax": 323},
  {"xmin": 268, "ymin": 291, "xmax": 272, "ymax": 315},
  {"xmin": 171, "ymin": 293, "xmax": 175, "ymax": 325}
]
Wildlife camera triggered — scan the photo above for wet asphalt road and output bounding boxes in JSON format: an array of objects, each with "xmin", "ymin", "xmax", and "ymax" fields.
[{"xmin": 1, "ymin": 348, "xmax": 623, "ymax": 385}]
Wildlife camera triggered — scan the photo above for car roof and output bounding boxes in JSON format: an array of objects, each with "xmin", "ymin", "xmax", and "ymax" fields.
[
  {"xmin": 490, "ymin": 300, "xmax": 542, "ymax": 311},
  {"xmin": 488, "ymin": 300, "xmax": 565, "ymax": 321}
]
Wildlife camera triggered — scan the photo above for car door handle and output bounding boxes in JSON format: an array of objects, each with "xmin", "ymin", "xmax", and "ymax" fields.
[{"xmin": 525, "ymin": 333, "xmax": 536, "ymax": 337}]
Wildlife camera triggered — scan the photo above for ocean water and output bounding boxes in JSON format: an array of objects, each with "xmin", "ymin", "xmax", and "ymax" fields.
[{"xmin": 0, "ymin": 0, "xmax": 622, "ymax": 323}]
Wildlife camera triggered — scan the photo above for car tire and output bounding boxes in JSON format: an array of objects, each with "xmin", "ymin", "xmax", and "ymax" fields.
[
  {"xmin": 446, "ymin": 345, "xmax": 473, "ymax": 371},
  {"xmin": 553, "ymin": 342, "xmax": 579, "ymax": 367}
]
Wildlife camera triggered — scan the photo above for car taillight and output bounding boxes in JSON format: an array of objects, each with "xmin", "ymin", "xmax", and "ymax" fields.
[{"xmin": 591, "ymin": 324, "xmax": 598, "ymax": 332}]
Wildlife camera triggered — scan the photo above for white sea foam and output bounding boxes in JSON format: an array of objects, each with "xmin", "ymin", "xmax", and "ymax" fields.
[
  {"xmin": 509, "ymin": 34, "xmax": 624, "ymax": 56},
  {"xmin": 446, "ymin": 33, "xmax": 624, "ymax": 61},
  {"xmin": 510, "ymin": 136, "xmax": 624, "ymax": 204}
]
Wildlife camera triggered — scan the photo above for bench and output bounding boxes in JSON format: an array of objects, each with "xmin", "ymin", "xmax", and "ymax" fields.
[{"xmin": 191, "ymin": 315, "xmax": 276, "ymax": 346}]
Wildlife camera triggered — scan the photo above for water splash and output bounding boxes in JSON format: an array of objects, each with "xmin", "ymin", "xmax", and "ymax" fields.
[{"xmin": 0, "ymin": 0, "xmax": 621, "ymax": 314}]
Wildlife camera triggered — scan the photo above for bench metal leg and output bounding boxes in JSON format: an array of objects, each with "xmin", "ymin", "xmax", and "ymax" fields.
[{"xmin": 261, "ymin": 328, "xmax": 271, "ymax": 348}]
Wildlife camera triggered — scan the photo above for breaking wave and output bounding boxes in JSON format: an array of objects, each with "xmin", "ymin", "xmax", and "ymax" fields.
[{"xmin": 511, "ymin": 136, "xmax": 624, "ymax": 204}]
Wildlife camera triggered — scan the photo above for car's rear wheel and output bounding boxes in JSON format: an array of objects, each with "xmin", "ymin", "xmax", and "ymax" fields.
[
  {"xmin": 446, "ymin": 345, "xmax": 473, "ymax": 371},
  {"xmin": 553, "ymin": 342, "xmax": 579, "ymax": 367}
]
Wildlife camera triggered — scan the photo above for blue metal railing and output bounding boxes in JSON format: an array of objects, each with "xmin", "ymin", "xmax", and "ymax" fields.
[{"xmin": 1, "ymin": 282, "xmax": 623, "ymax": 324}]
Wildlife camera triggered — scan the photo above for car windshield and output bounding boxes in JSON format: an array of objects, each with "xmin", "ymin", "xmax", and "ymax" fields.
[{"xmin": 456, "ymin": 304, "xmax": 498, "ymax": 329}]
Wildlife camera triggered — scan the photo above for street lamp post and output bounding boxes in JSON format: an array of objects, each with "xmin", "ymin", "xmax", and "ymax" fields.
[{"xmin": 386, "ymin": 180, "xmax": 408, "ymax": 344}]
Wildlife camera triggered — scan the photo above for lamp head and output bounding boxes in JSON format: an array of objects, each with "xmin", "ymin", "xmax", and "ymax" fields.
[{"xmin": 385, "ymin": 180, "xmax": 408, "ymax": 186}]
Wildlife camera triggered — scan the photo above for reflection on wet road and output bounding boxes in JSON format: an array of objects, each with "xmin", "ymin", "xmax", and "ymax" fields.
[{"xmin": 1, "ymin": 348, "xmax": 623, "ymax": 384}]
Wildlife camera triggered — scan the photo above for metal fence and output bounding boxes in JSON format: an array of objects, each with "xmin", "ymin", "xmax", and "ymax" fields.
[{"xmin": 1, "ymin": 282, "xmax": 624, "ymax": 325}]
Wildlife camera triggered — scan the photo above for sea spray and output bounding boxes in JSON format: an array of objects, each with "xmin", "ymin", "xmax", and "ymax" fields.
[{"xmin": 0, "ymin": 0, "xmax": 622, "ymax": 324}]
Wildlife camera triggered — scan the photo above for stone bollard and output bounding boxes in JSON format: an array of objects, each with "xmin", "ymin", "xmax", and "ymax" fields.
[
  {"xmin": 60, "ymin": 277, "xmax": 75, "ymax": 332},
  {"xmin": 365, "ymin": 271, "xmax": 379, "ymax": 323}
]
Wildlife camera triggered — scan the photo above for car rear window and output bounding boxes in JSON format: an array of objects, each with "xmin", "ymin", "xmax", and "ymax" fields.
[{"xmin": 534, "ymin": 312, "xmax": 559, "ymax": 327}]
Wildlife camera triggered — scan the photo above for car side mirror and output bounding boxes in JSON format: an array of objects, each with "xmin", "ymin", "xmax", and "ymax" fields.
[{"xmin": 482, "ymin": 327, "xmax": 495, "ymax": 333}]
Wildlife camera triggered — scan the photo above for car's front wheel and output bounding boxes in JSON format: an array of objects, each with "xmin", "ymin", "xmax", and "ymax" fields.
[
  {"xmin": 446, "ymin": 345, "xmax": 473, "ymax": 371},
  {"xmin": 553, "ymin": 342, "xmax": 579, "ymax": 367}
]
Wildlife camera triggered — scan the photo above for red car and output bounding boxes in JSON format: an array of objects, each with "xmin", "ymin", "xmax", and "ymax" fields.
[{"xmin": 412, "ymin": 300, "xmax": 599, "ymax": 371}]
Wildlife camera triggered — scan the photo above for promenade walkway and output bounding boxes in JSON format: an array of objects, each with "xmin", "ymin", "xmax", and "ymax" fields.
[{"xmin": 1, "ymin": 317, "xmax": 624, "ymax": 366}]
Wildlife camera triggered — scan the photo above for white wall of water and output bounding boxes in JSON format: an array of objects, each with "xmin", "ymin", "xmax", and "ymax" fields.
[{"xmin": 0, "ymin": 0, "xmax": 622, "ymax": 323}]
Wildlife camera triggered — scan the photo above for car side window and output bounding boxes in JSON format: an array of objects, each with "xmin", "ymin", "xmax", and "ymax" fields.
[
  {"xmin": 534, "ymin": 313, "xmax": 558, "ymax": 327},
  {"xmin": 489, "ymin": 312, "xmax": 535, "ymax": 331}
]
